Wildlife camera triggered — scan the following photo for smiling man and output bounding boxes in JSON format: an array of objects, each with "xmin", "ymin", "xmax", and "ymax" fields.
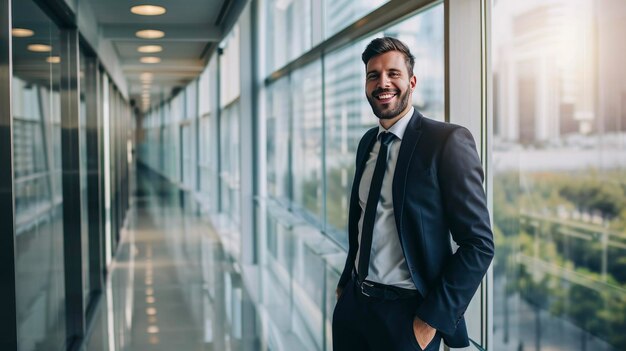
[{"xmin": 332, "ymin": 37, "xmax": 494, "ymax": 350}]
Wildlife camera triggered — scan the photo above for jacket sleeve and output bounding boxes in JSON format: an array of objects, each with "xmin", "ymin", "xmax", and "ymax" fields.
[{"xmin": 415, "ymin": 127, "xmax": 494, "ymax": 335}]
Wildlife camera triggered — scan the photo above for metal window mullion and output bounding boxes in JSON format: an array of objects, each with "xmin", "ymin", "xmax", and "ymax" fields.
[
  {"xmin": 195, "ymin": 78, "xmax": 201, "ymax": 192},
  {"xmin": 85, "ymin": 54, "xmax": 104, "ymax": 313},
  {"xmin": 239, "ymin": 2, "xmax": 257, "ymax": 264},
  {"xmin": 444, "ymin": 0, "xmax": 492, "ymax": 349},
  {"xmin": 0, "ymin": 0, "xmax": 18, "ymax": 349},
  {"xmin": 60, "ymin": 27, "xmax": 86, "ymax": 347}
]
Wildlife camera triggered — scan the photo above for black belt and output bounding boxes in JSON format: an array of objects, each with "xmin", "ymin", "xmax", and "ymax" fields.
[{"xmin": 352, "ymin": 271, "xmax": 420, "ymax": 300}]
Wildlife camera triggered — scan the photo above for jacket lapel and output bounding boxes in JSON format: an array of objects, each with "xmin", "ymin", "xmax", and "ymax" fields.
[
  {"xmin": 393, "ymin": 110, "xmax": 423, "ymax": 234},
  {"xmin": 348, "ymin": 128, "xmax": 378, "ymax": 240},
  {"xmin": 354, "ymin": 129, "xmax": 378, "ymax": 186}
]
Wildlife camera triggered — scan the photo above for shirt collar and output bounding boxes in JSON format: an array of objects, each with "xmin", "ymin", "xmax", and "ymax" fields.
[{"xmin": 377, "ymin": 106, "xmax": 414, "ymax": 141}]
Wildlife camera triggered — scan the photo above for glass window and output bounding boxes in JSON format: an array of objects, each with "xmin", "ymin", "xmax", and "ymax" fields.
[
  {"xmin": 324, "ymin": 0, "xmax": 388, "ymax": 39},
  {"xmin": 198, "ymin": 68, "xmax": 211, "ymax": 116},
  {"xmin": 382, "ymin": 6, "xmax": 444, "ymax": 121},
  {"xmin": 292, "ymin": 60, "xmax": 323, "ymax": 223},
  {"xmin": 493, "ymin": 1, "xmax": 626, "ymax": 350},
  {"xmin": 266, "ymin": 77, "xmax": 291, "ymax": 205},
  {"xmin": 185, "ymin": 80, "xmax": 197, "ymax": 119},
  {"xmin": 324, "ymin": 37, "xmax": 376, "ymax": 244},
  {"xmin": 181, "ymin": 123, "xmax": 194, "ymax": 188},
  {"xmin": 324, "ymin": 4, "xmax": 444, "ymax": 246},
  {"xmin": 12, "ymin": 0, "xmax": 66, "ymax": 348},
  {"xmin": 199, "ymin": 115, "xmax": 212, "ymax": 203},
  {"xmin": 265, "ymin": 0, "xmax": 313, "ymax": 73},
  {"xmin": 220, "ymin": 101, "xmax": 241, "ymax": 226},
  {"xmin": 220, "ymin": 25, "xmax": 241, "ymax": 107}
]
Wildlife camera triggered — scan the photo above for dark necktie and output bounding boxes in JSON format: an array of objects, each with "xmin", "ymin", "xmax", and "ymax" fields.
[{"xmin": 358, "ymin": 131, "xmax": 396, "ymax": 282}]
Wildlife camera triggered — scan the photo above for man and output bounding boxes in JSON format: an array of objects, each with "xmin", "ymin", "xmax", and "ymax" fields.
[{"xmin": 332, "ymin": 37, "xmax": 494, "ymax": 350}]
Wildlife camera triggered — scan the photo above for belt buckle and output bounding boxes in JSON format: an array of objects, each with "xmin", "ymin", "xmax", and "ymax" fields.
[{"xmin": 360, "ymin": 281, "xmax": 374, "ymax": 297}]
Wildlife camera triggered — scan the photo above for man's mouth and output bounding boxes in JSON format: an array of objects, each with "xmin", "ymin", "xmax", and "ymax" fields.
[{"xmin": 375, "ymin": 91, "xmax": 397, "ymax": 104}]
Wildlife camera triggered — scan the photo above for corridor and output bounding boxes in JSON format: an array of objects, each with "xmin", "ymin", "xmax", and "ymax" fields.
[{"xmin": 84, "ymin": 167, "xmax": 258, "ymax": 351}]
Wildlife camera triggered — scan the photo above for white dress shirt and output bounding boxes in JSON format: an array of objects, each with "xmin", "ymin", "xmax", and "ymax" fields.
[{"xmin": 355, "ymin": 107, "xmax": 416, "ymax": 289}]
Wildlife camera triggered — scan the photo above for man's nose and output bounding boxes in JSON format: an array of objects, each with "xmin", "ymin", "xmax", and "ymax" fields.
[{"xmin": 377, "ymin": 74, "xmax": 391, "ymax": 88}]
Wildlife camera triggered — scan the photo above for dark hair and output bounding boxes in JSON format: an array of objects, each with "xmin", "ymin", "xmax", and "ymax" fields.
[{"xmin": 361, "ymin": 37, "xmax": 415, "ymax": 75}]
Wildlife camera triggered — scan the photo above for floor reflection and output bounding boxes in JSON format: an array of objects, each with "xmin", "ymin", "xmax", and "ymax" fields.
[{"xmin": 84, "ymin": 167, "xmax": 260, "ymax": 351}]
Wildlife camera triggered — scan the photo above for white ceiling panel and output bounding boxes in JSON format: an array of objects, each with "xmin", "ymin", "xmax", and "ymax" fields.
[{"xmin": 82, "ymin": 0, "xmax": 241, "ymax": 112}]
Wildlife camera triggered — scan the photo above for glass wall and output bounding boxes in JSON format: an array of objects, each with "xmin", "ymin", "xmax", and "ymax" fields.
[
  {"xmin": 219, "ymin": 23, "xmax": 243, "ymax": 232},
  {"xmin": 492, "ymin": 1, "xmax": 626, "ymax": 350},
  {"xmin": 324, "ymin": 5, "xmax": 444, "ymax": 245},
  {"xmin": 11, "ymin": 0, "xmax": 66, "ymax": 348},
  {"xmin": 258, "ymin": 3, "xmax": 445, "ymax": 350},
  {"xmin": 265, "ymin": 0, "xmax": 314, "ymax": 72},
  {"xmin": 324, "ymin": 37, "xmax": 377, "ymax": 242},
  {"xmin": 324, "ymin": 0, "xmax": 388, "ymax": 38},
  {"xmin": 292, "ymin": 61, "xmax": 323, "ymax": 224},
  {"xmin": 266, "ymin": 77, "xmax": 291, "ymax": 205}
]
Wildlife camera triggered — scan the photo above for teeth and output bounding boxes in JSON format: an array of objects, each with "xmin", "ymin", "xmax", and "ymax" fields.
[{"xmin": 378, "ymin": 93, "xmax": 395, "ymax": 100}]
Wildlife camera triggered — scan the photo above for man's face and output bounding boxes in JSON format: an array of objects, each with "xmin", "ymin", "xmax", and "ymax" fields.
[{"xmin": 365, "ymin": 51, "xmax": 416, "ymax": 120}]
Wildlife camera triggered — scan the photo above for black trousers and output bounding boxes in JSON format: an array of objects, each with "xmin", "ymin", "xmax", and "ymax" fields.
[{"xmin": 332, "ymin": 277, "xmax": 442, "ymax": 351}]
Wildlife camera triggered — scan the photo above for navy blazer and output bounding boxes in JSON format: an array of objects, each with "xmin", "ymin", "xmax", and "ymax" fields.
[{"xmin": 337, "ymin": 109, "xmax": 494, "ymax": 348}]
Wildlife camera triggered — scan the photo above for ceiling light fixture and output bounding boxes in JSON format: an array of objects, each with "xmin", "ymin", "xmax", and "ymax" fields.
[
  {"xmin": 138, "ymin": 45, "xmax": 163, "ymax": 53},
  {"xmin": 140, "ymin": 72, "xmax": 153, "ymax": 80},
  {"xmin": 147, "ymin": 326, "xmax": 160, "ymax": 334},
  {"xmin": 140, "ymin": 56, "xmax": 161, "ymax": 64},
  {"xmin": 136, "ymin": 30, "xmax": 165, "ymax": 39},
  {"xmin": 131, "ymin": 5, "xmax": 166, "ymax": 16},
  {"xmin": 46, "ymin": 56, "xmax": 61, "ymax": 63},
  {"xmin": 12, "ymin": 28, "xmax": 34, "ymax": 37},
  {"xmin": 28, "ymin": 44, "xmax": 52, "ymax": 52}
]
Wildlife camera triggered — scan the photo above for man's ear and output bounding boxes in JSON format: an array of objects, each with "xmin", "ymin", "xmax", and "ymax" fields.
[{"xmin": 410, "ymin": 74, "xmax": 417, "ymax": 92}]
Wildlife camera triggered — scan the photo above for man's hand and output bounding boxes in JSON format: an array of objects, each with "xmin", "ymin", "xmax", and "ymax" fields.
[
  {"xmin": 335, "ymin": 287, "xmax": 343, "ymax": 301},
  {"xmin": 413, "ymin": 316, "xmax": 436, "ymax": 350}
]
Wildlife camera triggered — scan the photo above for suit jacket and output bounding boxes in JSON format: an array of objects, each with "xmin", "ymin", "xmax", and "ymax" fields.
[{"xmin": 337, "ymin": 109, "xmax": 494, "ymax": 348}]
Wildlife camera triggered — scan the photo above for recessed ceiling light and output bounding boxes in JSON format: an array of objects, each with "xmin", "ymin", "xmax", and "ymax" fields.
[
  {"xmin": 140, "ymin": 56, "xmax": 161, "ymax": 64},
  {"xmin": 136, "ymin": 30, "xmax": 165, "ymax": 39},
  {"xmin": 140, "ymin": 72, "xmax": 153, "ymax": 79},
  {"xmin": 28, "ymin": 44, "xmax": 52, "ymax": 52},
  {"xmin": 12, "ymin": 28, "xmax": 34, "ymax": 37},
  {"xmin": 131, "ymin": 5, "xmax": 166, "ymax": 16},
  {"xmin": 46, "ymin": 56, "xmax": 61, "ymax": 63},
  {"xmin": 138, "ymin": 45, "xmax": 163, "ymax": 53}
]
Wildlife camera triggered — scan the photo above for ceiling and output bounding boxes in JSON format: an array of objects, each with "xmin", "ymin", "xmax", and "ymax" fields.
[{"xmin": 84, "ymin": 0, "xmax": 244, "ymax": 112}]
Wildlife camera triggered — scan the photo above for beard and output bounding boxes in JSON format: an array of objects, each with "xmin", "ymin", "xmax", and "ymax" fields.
[{"xmin": 366, "ymin": 87, "xmax": 411, "ymax": 120}]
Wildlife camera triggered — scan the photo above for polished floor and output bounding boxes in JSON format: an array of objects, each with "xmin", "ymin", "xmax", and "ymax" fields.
[{"xmin": 84, "ymin": 168, "xmax": 260, "ymax": 351}]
